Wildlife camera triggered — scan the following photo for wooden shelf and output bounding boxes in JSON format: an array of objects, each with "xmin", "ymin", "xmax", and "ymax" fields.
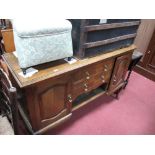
[
  {"xmin": 72, "ymin": 86, "xmax": 106, "ymax": 112},
  {"xmin": 84, "ymin": 34, "xmax": 136, "ymax": 49},
  {"xmin": 84, "ymin": 21, "xmax": 140, "ymax": 32}
]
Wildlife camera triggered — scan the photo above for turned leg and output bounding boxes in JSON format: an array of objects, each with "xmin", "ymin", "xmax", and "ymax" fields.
[{"xmin": 124, "ymin": 69, "xmax": 132, "ymax": 89}]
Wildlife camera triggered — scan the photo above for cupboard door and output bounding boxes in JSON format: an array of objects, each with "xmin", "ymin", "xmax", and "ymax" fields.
[
  {"xmin": 26, "ymin": 76, "xmax": 72, "ymax": 131},
  {"xmin": 146, "ymin": 48, "xmax": 155, "ymax": 72},
  {"xmin": 144, "ymin": 31, "xmax": 155, "ymax": 73},
  {"xmin": 108, "ymin": 53, "xmax": 132, "ymax": 93}
]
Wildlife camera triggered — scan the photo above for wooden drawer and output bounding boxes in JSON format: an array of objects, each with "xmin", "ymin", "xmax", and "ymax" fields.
[
  {"xmin": 72, "ymin": 58, "xmax": 114, "ymax": 100},
  {"xmin": 73, "ymin": 58, "xmax": 114, "ymax": 82}
]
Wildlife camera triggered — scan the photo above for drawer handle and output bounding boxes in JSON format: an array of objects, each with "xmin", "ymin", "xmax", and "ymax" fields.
[
  {"xmin": 84, "ymin": 83, "xmax": 88, "ymax": 92},
  {"xmin": 67, "ymin": 94, "xmax": 72, "ymax": 103},
  {"xmin": 101, "ymin": 75, "xmax": 105, "ymax": 83},
  {"xmin": 84, "ymin": 88, "xmax": 88, "ymax": 92},
  {"xmin": 85, "ymin": 71, "xmax": 90, "ymax": 80},
  {"xmin": 86, "ymin": 76, "xmax": 90, "ymax": 80},
  {"xmin": 104, "ymin": 68, "xmax": 108, "ymax": 72},
  {"xmin": 104, "ymin": 65, "xmax": 108, "ymax": 72},
  {"xmin": 85, "ymin": 71, "xmax": 90, "ymax": 76},
  {"xmin": 84, "ymin": 83, "xmax": 88, "ymax": 88}
]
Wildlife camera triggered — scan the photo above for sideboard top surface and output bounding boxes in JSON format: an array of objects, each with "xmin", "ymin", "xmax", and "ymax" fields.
[{"xmin": 2, "ymin": 45, "xmax": 136, "ymax": 88}]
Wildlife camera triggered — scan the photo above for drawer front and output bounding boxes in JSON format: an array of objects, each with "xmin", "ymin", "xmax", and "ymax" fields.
[
  {"xmin": 72, "ymin": 58, "xmax": 114, "ymax": 100},
  {"xmin": 73, "ymin": 58, "xmax": 114, "ymax": 82}
]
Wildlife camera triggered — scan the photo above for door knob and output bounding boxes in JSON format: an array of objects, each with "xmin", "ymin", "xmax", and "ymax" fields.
[
  {"xmin": 67, "ymin": 94, "xmax": 72, "ymax": 103},
  {"xmin": 113, "ymin": 75, "xmax": 117, "ymax": 82}
]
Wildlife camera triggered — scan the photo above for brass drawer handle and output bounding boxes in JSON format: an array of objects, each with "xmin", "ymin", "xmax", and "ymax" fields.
[
  {"xmin": 101, "ymin": 74, "xmax": 105, "ymax": 82},
  {"xmin": 85, "ymin": 71, "xmax": 90, "ymax": 80},
  {"xmin": 67, "ymin": 94, "xmax": 72, "ymax": 103},
  {"xmin": 85, "ymin": 71, "xmax": 90, "ymax": 76},
  {"xmin": 104, "ymin": 64, "xmax": 108, "ymax": 72},
  {"xmin": 86, "ymin": 76, "xmax": 90, "ymax": 80},
  {"xmin": 104, "ymin": 68, "xmax": 108, "ymax": 72},
  {"xmin": 84, "ymin": 83, "xmax": 88, "ymax": 88},
  {"xmin": 84, "ymin": 83, "xmax": 88, "ymax": 92},
  {"xmin": 84, "ymin": 88, "xmax": 88, "ymax": 92}
]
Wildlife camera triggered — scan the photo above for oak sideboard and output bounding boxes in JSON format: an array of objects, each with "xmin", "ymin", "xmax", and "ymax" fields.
[{"xmin": 2, "ymin": 45, "xmax": 136, "ymax": 134}]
